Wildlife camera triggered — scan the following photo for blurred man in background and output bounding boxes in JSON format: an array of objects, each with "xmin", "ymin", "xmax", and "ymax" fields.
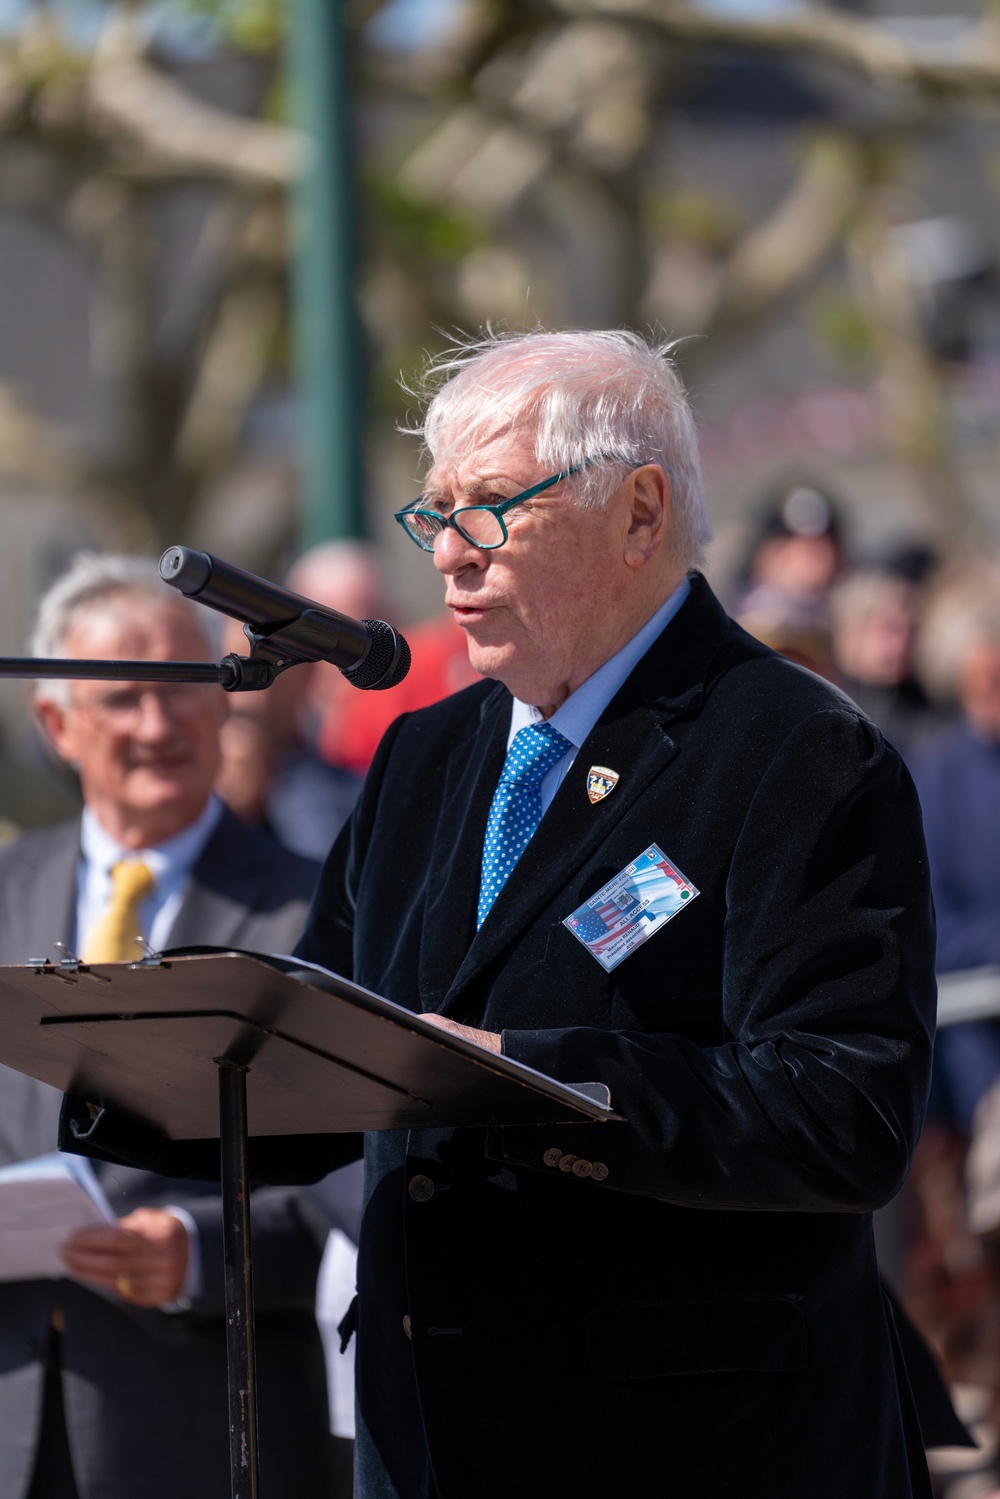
[
  {"xmin": 215, "ymin": 611, "xmax": 361, "ymax": 860},
  {"xmin": 0, "ymin": 553, "xmax": 340, "ymax": 1499},
  {"xmin": 914, "ymin": 561, "xmax": 1000, "ymax": 1127},
  {"xmin": 732, "ymin": 478, "xmax": 845, "ymax": 672},
  {"xmin": 285, "ymin": 540, "xmax": 388, "ymax": 770},
  {"xmin": 912, "ymin": 561, "xmax": 1000, "ymax": 1141},
  {"xmin": 829, "ymin": 564, "xmax": 944, "ymax": 764}
]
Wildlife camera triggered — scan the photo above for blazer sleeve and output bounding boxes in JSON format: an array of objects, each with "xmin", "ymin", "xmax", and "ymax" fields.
[
  {"xmin": 177, "ymin": 1185, "xmax": 330, "ymax": 1319},
  {"xmin": 293, "ymin": 711, "xmax": 411, "ymax": 975},
  {"xmin": 497, "ymin": 709, "xmax": 937, "ymax": 1213}
]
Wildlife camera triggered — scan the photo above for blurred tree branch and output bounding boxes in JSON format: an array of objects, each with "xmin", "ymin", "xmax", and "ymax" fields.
[
  {"xmin": 551, "ymin": 0, "xmax": 1000, "ymax": 104},
  {"xmin": 2, "ymin": 0, "xmax": 999, "ymax": 553}
]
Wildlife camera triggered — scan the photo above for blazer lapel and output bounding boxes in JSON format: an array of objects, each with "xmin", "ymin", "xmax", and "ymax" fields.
[
  {"xmin": 3, "ymin": 821, "xmax": 81, "ymax": 961},
  {"xmin": 165, "ymin": 809, "xmax": 273, "ymax": 951},
  {"xmin": 418, "ymin": 685, "xmax": 510, "ymax": 1008},
  {"xmin": 441, "ymin": 574, "xmax": 731, "ymax": 1011}
]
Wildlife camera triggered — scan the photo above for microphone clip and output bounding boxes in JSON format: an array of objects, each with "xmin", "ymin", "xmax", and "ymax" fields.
[{"xmin": 219, "ymin": 627, "xmax": 298, "ymax": 692}]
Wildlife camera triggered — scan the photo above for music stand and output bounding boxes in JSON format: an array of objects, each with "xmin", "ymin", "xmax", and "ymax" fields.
[{"xmin": 0, "ymin": 949, "xmax": 616, "ymax": 1499}]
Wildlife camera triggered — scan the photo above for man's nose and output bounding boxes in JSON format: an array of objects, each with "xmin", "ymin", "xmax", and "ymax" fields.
[
  {"xmin": 432, "ymin": 522, "xmax": 487, "ymax": 577},
  {"xmin": 133, "ymin": 691, "xmax": 177, "ymax": 738}
]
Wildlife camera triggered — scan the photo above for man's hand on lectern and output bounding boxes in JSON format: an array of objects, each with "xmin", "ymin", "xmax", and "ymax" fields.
[
  {"xmin": 423, "ymin": 1014, "xmax": 502, "ymax": 1053},
  {"xmin": 59, "ymin": 1207, "xmax": 190, "ymax": 1307}
]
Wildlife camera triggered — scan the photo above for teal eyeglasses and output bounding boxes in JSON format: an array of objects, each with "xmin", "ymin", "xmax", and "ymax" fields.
[{"xmin": 394, "ymin": 466, "xmax": 583, "ymax": 553}]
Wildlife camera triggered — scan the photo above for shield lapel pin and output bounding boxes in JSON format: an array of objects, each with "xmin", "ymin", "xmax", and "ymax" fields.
[{"xmin": 586, "ymin": 766, "xmax": 619, "ymax": 804}]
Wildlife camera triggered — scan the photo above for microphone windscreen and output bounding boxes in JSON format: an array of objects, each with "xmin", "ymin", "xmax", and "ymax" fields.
[{"xmin": 341, "ymin": 622, "xmax": 411, "ymax": 691}]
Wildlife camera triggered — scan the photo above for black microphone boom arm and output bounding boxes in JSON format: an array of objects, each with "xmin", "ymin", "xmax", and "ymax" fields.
[{"xmin": 0, "ymin": 545, "xmax": 412, "ymax": 694}]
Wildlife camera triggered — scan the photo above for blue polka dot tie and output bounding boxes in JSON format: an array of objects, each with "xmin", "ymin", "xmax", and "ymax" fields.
[{"xmin": 478, "ymin": 721, "xmax": 572, "ymax": 928}]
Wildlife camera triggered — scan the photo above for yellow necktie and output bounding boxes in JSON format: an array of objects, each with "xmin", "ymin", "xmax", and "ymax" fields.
[{"xmin": 82, "ymin": 860, "xmax": 156, "ymax": 964}]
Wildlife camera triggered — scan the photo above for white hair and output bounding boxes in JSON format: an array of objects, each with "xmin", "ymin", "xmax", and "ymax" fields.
[
  {"xmin": 407, "ymin": 328, "xmax": 712, "ymax": 569},
  {"xmin": 31, "ymin": 552, "xmax": 220, "ymax": 707},
  {"xmin": 916, "ymin": 558, "xmax": 1000, "ymax": 702}
]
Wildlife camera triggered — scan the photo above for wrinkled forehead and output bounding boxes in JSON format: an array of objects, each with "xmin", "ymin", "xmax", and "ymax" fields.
[
  {"xmin": 424, "ymin": 420, "xmax": 542, "ymax": 490},
  {"xmin": 427, "ymin": 406, "xmax": 535, "ymax": 465}
]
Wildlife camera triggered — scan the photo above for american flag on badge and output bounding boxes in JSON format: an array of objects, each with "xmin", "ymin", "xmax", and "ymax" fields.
[
  {"xmin": 570, "ymin": 900, "xmax": 626, "ymax": 947},
  {"xmin": 563, "ymin": 843, "xmax": 699, "ymax": 972},
  {"xmin": 569, "ymin": 887, "xmax": 643, "ymax": 952}
]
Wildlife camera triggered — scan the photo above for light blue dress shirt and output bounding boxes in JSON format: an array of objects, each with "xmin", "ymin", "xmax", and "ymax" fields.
[{"xmin": 505, "ymin": 574, "xmax": 691, "ymax": 817}]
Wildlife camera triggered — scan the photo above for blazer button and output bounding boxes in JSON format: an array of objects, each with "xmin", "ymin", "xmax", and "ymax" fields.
[
  {"xmin": 591, "ymin": 1162, "xmax": 609, "ymax": 1181},
  {"xmin": 403, "ymin": 1315, "xmax": 412, "ymax": 1339},
  {"xmin": 543, "ymin": 1148, "xmax": 563, "ymax": 1168},
  {"xmin": 572, "ymin": 1159, "xmax": 593, "ymax": 1178},
  {"xmin": 557, "ymin": 1155, "xmax": 578, "ymax": 1173},
  {"xmin": 408, "ymin": 1175, "xmax": 435, "ymax": 1202}
]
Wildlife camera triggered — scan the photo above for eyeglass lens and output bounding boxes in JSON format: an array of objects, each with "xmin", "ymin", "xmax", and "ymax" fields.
[
  {"xmin": 87, "ymin": 684, "xmax": 209, "ymax": 721},
  {"xmin": 403, "ymin": 506, "xmax": 506, "ymax": 551}
]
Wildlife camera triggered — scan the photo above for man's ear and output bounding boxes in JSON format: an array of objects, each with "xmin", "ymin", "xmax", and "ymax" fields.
[
  {"xmin": 623, "ymin": 465, "xmax": 670, "ymax": 569},
  {"xmin": 35, "ymin": 697, "xmax": 77, "ymax": 766}
]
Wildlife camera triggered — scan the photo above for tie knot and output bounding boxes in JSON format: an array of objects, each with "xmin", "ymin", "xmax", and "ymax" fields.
[
  {"xmin": 110, "ymin": 859, "xmax": 155, "ymax": 905},
  {"xmin": 502, "ymin": 722, "xmax": 572, "ymax": 789}
]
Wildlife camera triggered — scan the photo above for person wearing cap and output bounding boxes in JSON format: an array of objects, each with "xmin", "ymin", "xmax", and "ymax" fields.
[{"xmin": 734, "ymin": 479, "xmax": 845, "ymax": 669}]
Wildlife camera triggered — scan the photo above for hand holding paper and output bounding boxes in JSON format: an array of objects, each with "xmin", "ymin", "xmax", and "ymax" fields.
[
  {"xmin": 60, "ymin": 1207, "xmax": 189, "ymax": 1307},
  {"xmin": 0, "ymin": 1152, "xmax": 115, "ymax": 1281}
]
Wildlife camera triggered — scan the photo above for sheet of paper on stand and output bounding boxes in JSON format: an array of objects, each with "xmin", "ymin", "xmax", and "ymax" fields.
[{"xmin": 0, "ymin": 1151, "xmax": 115, "ymax": 1280}]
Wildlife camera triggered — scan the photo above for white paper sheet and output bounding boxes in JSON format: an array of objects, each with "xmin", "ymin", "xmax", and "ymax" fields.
[
  {"xmin": 0, "ymin": 1152, "xmax": 115, "ymax": 1281},
  {"xmin": 315, "ymin": 1229, "xmax": 358, "ymax": 1439}
]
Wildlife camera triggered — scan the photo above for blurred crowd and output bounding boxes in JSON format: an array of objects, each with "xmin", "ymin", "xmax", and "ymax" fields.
[
  {"xmin": 727, "ymin": 479, "xmax": 1000, "ymax": 1499},
  {"xmin": 0, "ymin": 482, "xmax": 999, "ymax": 1495}
]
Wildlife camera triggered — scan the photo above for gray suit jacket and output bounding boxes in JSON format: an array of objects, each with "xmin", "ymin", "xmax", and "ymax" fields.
[{"xmin": 0, "ymin": 808, "xmax": 334, "ymax": 1499}]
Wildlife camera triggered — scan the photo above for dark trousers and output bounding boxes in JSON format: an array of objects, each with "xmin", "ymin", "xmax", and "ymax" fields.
[
  {"xmin": 331, "ymin": 1435, "xmax": 355, "ymax": 1498},
  {"xmin": 27, "ymin": 1337, "xmax": 80, "ymax": 1499}
]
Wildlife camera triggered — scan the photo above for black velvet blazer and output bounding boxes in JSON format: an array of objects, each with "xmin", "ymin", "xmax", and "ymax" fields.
[
  {"xmin": 285, "ymin": 573, "xmax": 934, "ymax": 1499},
  {"xmin": 67, "ymin": 577, "xmax": 939, "ymax": 1499}
]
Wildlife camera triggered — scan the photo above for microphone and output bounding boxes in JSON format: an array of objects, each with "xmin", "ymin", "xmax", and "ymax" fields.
[{"xmin": 159, "ymin": 546, "xmax": 410, "ymax": 691}]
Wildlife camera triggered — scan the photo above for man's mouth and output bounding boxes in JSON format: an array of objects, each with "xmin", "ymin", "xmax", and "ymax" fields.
[
  {"xmin": 448, "ymin": 599, "xmax": 495, "ymax": 623},
  {"xmin": 130, "ymin": 753, "xmax": 191, "ymax": 773}
]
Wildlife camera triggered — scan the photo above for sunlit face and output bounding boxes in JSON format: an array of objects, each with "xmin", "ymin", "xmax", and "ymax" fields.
[
  {"xmin": 753, "ymin": 534, "xmax": 841, "ymax": 601},
  {"xmin": 424, "ymin": 426, "xmax": 661, "ymax": 713},
  {"xmin": 36, "ymin": 595, "xmax": 228, "ymax": 848},
  {"xmin": 834, "ymin": 582, "xmax": 916, "ymax": 687},
  {"xmin": 959, "ymin": 638, "xmax": 1000, "ymax": 744}
]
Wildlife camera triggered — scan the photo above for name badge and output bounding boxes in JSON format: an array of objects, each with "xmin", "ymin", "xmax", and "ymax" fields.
[{"xmin": 563, "ymin": 843, "xmax": 699, "ymax": 973}]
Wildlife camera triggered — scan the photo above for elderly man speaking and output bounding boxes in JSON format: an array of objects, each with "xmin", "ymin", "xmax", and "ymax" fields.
[{"xmin": 70, "ymin": 331, "xmax": 937, "ymax": 1499}]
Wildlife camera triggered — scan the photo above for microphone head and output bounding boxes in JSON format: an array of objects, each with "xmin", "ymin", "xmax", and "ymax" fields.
[
  {"xmin": 160, "ymin": 546, "xmax": 212, "ymax": 596},
  {"xmin": 340, "ymin": 621, "xmax": 411, "ymax": 691}
]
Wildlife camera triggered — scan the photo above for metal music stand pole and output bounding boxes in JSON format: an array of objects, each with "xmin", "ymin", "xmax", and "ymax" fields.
[{"xmin": 217, "ymin": 1060, "xmax": 260, "ymax": 1499}]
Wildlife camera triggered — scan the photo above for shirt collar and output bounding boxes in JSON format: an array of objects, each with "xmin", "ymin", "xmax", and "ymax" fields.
[
  {"xmin": 80, "ymin": 795, "xmax": 225, "ymax": 880},
  {"xmin": 508, "ymin": 574, "xmax": 692, "ymax": 750}
]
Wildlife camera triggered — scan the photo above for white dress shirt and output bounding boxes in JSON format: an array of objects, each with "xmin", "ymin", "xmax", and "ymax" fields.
[
  {"xmin": 505, "ymin": 574, "xmax": 691, "ymax": 817},
  {"xmin": 75, "ymin": 795, "xmax": 224, "ymax": 957}
]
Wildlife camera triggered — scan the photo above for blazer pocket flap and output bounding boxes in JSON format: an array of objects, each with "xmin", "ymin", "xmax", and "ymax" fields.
[{"xmin": 586, "ymin": 1296, "xmax": 806, "ymax": 1380}]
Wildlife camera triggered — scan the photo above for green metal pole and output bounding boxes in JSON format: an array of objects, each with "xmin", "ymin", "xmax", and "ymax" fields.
[{"xmin": 290, "ymin": 0, "xmax": 365, "ymax": 544}]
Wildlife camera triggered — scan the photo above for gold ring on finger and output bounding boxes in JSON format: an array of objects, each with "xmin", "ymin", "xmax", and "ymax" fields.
[{"xmin": 115, "ymin": 1273, "xmax": 133, "ymax": 1297}]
